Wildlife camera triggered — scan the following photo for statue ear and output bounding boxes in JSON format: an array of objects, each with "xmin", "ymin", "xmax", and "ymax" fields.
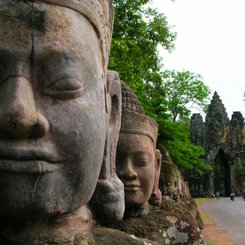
[
  {"xmin": 100, "ymin": 70, "xmax": 122, "ymax": 179},
  {"xmin": 89, "ymin": 70, "xmax": 125, "ymax": 224},
  {"xmin": 149, "ymin": 149, "xmax": 162, "ymax": 206}
]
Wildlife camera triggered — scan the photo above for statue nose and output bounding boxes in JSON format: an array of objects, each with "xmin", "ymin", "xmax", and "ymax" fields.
[
  {"xmin": 0, "ymin": 76, "xmax": 49, "ymax": 139},
  {"xmin": 118, "ymin": 158, "xmax": 137, "ymax": 180}
]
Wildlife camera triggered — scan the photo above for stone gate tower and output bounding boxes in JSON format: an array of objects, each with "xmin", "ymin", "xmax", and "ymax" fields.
[{"xmin": 190, "ymin": 92, "xmax": 245, "ymax": 196}]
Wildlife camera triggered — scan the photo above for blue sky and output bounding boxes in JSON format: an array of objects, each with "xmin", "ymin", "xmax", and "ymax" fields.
[{"xmin": 151, "ymin": 0, "xmax": 245, "ymax": 119}]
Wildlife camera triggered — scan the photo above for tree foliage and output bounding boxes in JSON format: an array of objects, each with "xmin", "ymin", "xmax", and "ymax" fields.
[
  {"xmin": 159, "ymin": 121, "xmax": 212, "ymax": 174},
  {"xmin": 163, "ymin": 70, "xmax": 211, "ymax": 122},
  {"xmin": 110, "ymin": 0, "xmax": 176, "ymax": 97},
  {"xmin": 110, "ymin": 0, "xmax": 212, "ymax": 174}
]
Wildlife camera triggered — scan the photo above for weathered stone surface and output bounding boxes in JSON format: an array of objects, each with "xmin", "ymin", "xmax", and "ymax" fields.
[
  {"xmin": 108, "ymin": 202, "xmax": 205, "ymax": 245},
  {"xmin": 49, "ymin": 226, "xmax": 161, "ymax": 245},
  {"xmin": 159, "ymin": 145, "xmax": 190, "ymax": 200},
  {"xmin": 158, "ymin": 144, "xmax": 204, "ymax": 231},
  {"xmin": 190, "ymin": 113, "xmax": 205, "ymax": 146},
  {"xmin": 90, "ymin": 227, "xmax": 161, "ymax": 245},
  {"xmin": 190, "ymin": 91, "xmax": 245, "ymax": 196},
  {"xmin": 114, "ymin": 82, "xmax": 204, "ymax": 245},
  {"xmin": 89, "ymin": 70, "xmax": 125, "ymax": 225},
  {"xmin": 116, "ymin": 80, "xmax": 162, "ymax": 217},
  {"xmin": 205, "ymin": 92, "xmax": 230, "ymax": 147},
  {"xmin": 0, "ymin": 1, "xmax": 125, "ymax": 243},
  {"xmin": 1, "ymin": 226, "xmax": 161, "ymax": 245}
]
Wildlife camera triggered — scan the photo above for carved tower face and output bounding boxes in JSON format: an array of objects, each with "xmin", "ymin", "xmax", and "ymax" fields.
[{"xmin": 0, "ymin": 2, "xmax": 108, "ymax": 218}]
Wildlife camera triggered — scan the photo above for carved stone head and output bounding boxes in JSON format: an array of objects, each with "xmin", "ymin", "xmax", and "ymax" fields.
[
  {"xmin": 116, "ymin": 81, "xmax": 162, "ymax": 217},
  {"xmin": 0, "ymin": 0, "xmax": 123, "ymax": 243}
]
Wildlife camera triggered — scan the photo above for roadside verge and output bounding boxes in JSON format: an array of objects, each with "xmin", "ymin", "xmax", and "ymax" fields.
[{"xmin": 195, "ymin": 198, "xmax": 234, "ymax": 245}]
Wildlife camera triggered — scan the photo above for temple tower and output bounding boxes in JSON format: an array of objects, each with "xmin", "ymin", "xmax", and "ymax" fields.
[{"xmin": 190, "ymin": 92, "xmax": 245, "ymax": 196}]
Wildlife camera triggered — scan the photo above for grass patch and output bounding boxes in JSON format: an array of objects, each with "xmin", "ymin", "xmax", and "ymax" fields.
[
  {"xmin": 199, "ymin": 209, "xmax": 214, "ymax": 225},
  {"xmin": 195, "ymin": 197, "xmax": 209, "ymax": 206},
  {"xmin": 195, "ymin": 198, "xmax": 214, "ymax": 225},
  {"xmin": 195, "ymin": 198, "xmax": 215, "ymax": 244}
]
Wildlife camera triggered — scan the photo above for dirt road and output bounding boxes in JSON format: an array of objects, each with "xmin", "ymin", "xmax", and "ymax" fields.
[{"xmin": 202, "ymin": 197, "xmax": 245, "ymax": 245}]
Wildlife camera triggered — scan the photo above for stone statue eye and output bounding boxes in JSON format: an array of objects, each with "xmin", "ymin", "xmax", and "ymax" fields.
[
  {"xmin": 49, "ymin": 77, "xmax": 82, "ymax": 91},
  {"xmin": 133, "ymin": 151, "xmax": 153, "ymax": 167},
  {"xmin": 45, "ymin": 77, "xmax": 86, "ymax": 99},
  {"xmin": 134, "ymin": 157, "xmax": 150, "ymax": 167}
]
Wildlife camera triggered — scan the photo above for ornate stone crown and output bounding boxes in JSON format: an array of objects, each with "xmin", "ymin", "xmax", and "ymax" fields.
[
  {"xmin": 40, "ymin": 0, "xmax": 114, "ymax": 67},
  {"xmin": 120, "ymin": 81, "xmax": 158, "ymax": 145}
]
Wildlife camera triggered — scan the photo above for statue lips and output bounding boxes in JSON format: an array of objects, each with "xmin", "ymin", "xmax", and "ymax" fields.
[
  {"xmin": 0, "ymin": 144, "xmax": 62, "ymax": 174},
  {"xmin": 123, "ymin": 183, "xmax": 141, "ymax": 192}
]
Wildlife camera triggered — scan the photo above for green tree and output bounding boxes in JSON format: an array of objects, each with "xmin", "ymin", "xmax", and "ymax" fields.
[
  {"xmin": 109, "ymin": 0, "xmax": 176, "ymax": 103},
  {"xmin": 159, "ymin": 121, "xmax": 212, "ymax": 174},
  {"xmin": 163, "ymin": 70, "xmax": 211, "ymax": 122},
  {"xmin": 158, "ymin": 70, "xmax": 211, "ymax": 174},
  {"xmin": 110, "ymin": 0, "xmax": 211, "ymax": 174}
]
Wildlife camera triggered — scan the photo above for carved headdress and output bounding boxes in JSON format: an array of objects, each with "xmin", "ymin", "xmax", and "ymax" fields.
[
  {"xmin": 40, "ymin": 0, "xmax": 114, "ymax": 67},
  {"xmin": 120, "ymin": 81, "xmax": 158, "ymax": 146}
]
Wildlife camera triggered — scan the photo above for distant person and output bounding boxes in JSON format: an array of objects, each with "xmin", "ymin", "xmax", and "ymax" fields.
[
  {"xmin": 230, "ymin": 192, "xmax": 236, "ymax": 201},
  {"xmin": 215, "ymin": 191, "xmax": 220, "ymax": 199},
  {"xmin": 242, "ymin": 189, "xmax": 245, "ymax": 201}
]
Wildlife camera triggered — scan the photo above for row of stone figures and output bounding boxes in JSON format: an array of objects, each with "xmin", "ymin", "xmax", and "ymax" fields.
[{"xmin": 0, "ymin": 1, "xmax": 204, "ymax": 244}]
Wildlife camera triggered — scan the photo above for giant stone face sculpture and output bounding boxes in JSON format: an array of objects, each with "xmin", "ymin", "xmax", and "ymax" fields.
[
  {"xmin": 0, "ymin": 0, "xmax": 124, "ymax": 243},
  {"xmin": 116, "ymin": 81, "xmax": 162, "ymax": 217}
]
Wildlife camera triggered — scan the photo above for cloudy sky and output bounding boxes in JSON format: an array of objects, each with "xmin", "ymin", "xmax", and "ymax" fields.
[{"xmin": 151, "ymin": 0, "xmax": 245, "ymax": 119}]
